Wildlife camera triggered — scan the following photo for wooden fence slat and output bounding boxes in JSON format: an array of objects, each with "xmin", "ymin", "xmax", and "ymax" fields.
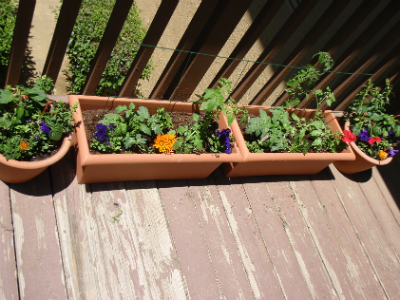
[
  {"xmin": 334, "ymin": 42, "xmax": 400, "ymax": 111},
  {"xmin": 251, "ymin": 0, "xmax": 350, "ymax": 106},
  {"xmin": 82, "ymin": 0, "xmax": 133, "ymax": 95},
  {"xmin": 0, "ymin": 181, "xmax": 19, "ymax": 300},
  {"xmin": 10, "ymin": 170, "xmax": 68, "ymax": 300},
  {"xmin": 118, "ymin": 0, "xmax": 179, "ymax": 97},
  {"xmin": 213, "ymin": 171, "xmax": 285, "ymax": 300},
  {"xmin": 230, "ymin": 0, "xmax": 318, "ymax": 102},
  {"xmin": 42, "ymin": 0, "xmax": 83, "ymax": 83},
  {"xmin": 166, "ymin": 0, "xmax": 253, "ymax": 101},
  {"xmin": 188, "ymin": 178, "xmax": 255, "ymax": 299},
  {"xmin": 289, "ymin": 176, "xmax": 387, "ymax": 299},
  {"xmin": 157, "ymin": 180, "xmax": 220, "ymax": 299},
  {"xmin": 328, "ymin": 165, "xmax": 400, "ymax": 298},
  {"xmin": 149, "ymin": 0, "xmax": 220, "ymax": 100},
  {"xmin": 4, "ymin": 0, "xmax": 36, "ymax": 87},
  {"xmin": 309, "ymin": 169, "xmax": 388, "ymax": 299},
  {"xmin": 240, "ymin": 177, "xmax": 319, "ymax": 300},
  {"xmin": 208, "ymin": 0, "xmax": 284, "ymax": 90},
  {"xmin": 299, "ymin": 1, "xmax": 400, "ymax": 109}
]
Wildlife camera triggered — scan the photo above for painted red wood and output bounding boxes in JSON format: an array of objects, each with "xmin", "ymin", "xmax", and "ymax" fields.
[
  {"xmin": 240, "ymin": 177, "xmax": 319, "ymax": 300},
  {"xmin": 355, "ymin": 170, "xmax": 400, "ymax": 262},
  {"xmin": 212, "ymin": 171, "xmax": 285, "ymax": 300},
  {"xmin": 328, "ymin": 165, "xmax": 400, "ymax": 298},
  {"xmin": 188, "ymin": 177, "xmax": 255, "ymax": 299},
  {"xmin": 0, "ymin": 181, "xmax": 19, "ymax": 300},
  {"xmin": 289, "ymin": 175, "xmax": 385, "ymax": 299},
  {"xmin": 10, "ymin": 170, "xmax": 67, "ymax": 300},
  {"xmin": 266, "ymin": 176, "xmax": 366, "ymax": 299},
  {"xmin": 157, "ymin": 180, "xmax": 221, "ymax": 299}
]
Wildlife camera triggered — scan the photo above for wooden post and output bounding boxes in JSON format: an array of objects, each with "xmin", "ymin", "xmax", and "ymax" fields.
[{"xmin": 4, "ymin": 0, "xmax": 36, "ymax": 87}]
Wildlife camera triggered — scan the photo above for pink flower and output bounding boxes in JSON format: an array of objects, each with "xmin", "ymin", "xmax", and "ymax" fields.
[
  {"xmin": 342, "ymin": 130, "xmax": 356, "ymax": 143},
  {"xmin": 368, "ymin": 137, "xmax": 376, "ymax": 145},
  {"xmin": 375, "ymin": 136, "xmax": 382, "ymax": 143}
]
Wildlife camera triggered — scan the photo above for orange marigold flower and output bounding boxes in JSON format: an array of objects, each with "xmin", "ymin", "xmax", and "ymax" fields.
[
  {"xmin": 379, "ymin": 150, "xmax": 388, "ymax": 160},
  {"xmin": 19, "ymin": 140, "xmax": 29, "ymax": 151},
  {"xmin": 154, "ymin": 133, "xmax": 177, "ymax": 155}
]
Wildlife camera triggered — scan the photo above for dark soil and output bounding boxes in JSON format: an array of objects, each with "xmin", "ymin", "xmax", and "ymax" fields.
[
  {"xmin": 81, "ymin": 109, "xmax": 220, "ymax": 154},
  {"xmin": 29, "ymin": 147, "xmax": 61, "ymax": 162}
]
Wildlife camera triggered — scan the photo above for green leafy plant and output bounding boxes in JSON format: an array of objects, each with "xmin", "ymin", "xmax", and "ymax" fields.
[
  {"xmin": 344, "ymin": 79, "xmax": 400, "ymax": 160},
  {"xmin": 0, "ymin": 0, "xmax": 17, "ymax": 86},
  {"xmin": 0, "ymin": 76, "xmax": 77, "ymax": 160},
  {"xmin": 63, "ymin": 0, "xmax": 153, "ymax": 95},
  {"xmin": 34, "ymin": 75, "xmax": 55, "ymax": 94},
  {"xmin": 244, "ymin": 53, "xmax": 346, "ymax": 154},
  {"xmin": 284, "ymin": 52, "xmax": 335, "ymax": 109}
]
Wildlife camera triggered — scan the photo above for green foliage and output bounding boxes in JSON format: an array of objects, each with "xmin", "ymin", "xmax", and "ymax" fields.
[
  {"xmin": 0, "ymin": 76, "xmax": 77, "ymax": 160},
  {"xmin": 345, "ymin": 79, "xmax": 399, "ymax": 159},
  {"xmin": 33, "ymin": 75, "xmax": 55, "ymax": 94},
  {"xmin": 64, "ymin": 0, "xmax": 153, "ymax": 95},
  {"xmin": 245, "ymin": 107, "xmax": 346, "ymax": 154},
  {"xmin": 0, "ymin": 0, "xmax": 17, "ymax": 86},
  {"xmin": 283, "ymin": 52, "xmax": 335, "ymax": 109}
]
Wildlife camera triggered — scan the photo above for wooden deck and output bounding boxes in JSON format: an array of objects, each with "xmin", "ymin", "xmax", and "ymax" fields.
[{"xmin": 1, "ymin": 149, "xmax": 400, "ymax": 300}]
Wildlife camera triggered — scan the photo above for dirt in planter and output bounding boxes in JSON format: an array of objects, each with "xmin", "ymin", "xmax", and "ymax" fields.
[{"xmin": 82, "ymin": 109, "xmax": 221, "ymax": 154}]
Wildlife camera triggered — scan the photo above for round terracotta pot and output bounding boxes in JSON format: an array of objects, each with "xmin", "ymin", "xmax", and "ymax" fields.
[
  {"xmin": 333, "ymin": 122, "xmax": 393, "ymax": 174},
  {"xmin": 0, "ymin": 136, "xmax": 72, "ymax": 183}
]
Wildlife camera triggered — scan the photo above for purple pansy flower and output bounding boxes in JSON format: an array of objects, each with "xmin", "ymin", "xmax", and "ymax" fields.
[
  {"xmin": 93, "ymin": 123, "xmax": 109, "ymax": 142},
  {"xmin": 39, "ymin": 121, "xmax": 51, "ymax": 135},
  {"xmin": 357, "ymin": 129, "xmax": 369, "ymax": 142},
  {"xmin": 388, "ymin": 148, "xmax": 399, "ymax": 157},
  {"xmin": 389, "ymin": 130, "xmax": 395, "ymax": 139},
  {"xmin": 217, "ymin": 128, "xmax": 232, "ymax": 154}
]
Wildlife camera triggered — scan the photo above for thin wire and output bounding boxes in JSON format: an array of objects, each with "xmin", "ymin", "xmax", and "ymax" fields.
[
  {"xmin": 226, "ymin": 60, "xmax": 249, "ymax": 103},
  {"xmin": 125, "ymin": 42, "xmax": 374, "ymax": 76},
  {"xmin": 170, "ymin": 52, "xmax": 193, "ymax": 101}
]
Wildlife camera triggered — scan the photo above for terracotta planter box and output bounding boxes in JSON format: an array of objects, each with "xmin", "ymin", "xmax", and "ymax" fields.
[
  {"xmin": 333, "ymin": 122, "xmax": 393, "ymax": 174},
  {"xmin": 68, "ymin": 95, "xmax": 243, "ymax": 184},
  {"xmin": 223, "ymin": 106, "xmax": 356, "ymax": 177},
  {"xmin": 0, "ymin": 137, "xmax": 71, "ymax": 183}
]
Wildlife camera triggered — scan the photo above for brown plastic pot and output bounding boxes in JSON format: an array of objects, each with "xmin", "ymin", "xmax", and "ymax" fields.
[
  {"xmin": 223, "ymin": 106, "xmax": 356, "ymax": 177},
  {"xmin": 68, "ymin": 95, "xmax": 243, "ymax": 184},
  {"xmin": 0, "ymin": 136, "xmax": 71, "ymax": 183},
  {"xmin": 333, "ymin": 122, "xmax": 393, "ymax": 174}
]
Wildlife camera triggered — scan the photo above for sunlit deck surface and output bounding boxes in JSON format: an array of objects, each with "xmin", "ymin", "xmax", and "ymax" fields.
[{"xmin": 1, "ymin": 149, "xmax": 400, "ymax": 300}]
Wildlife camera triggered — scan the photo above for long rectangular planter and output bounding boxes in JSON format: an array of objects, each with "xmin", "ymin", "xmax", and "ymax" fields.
[
  {"xmin": 68, "ymin": 95, "xmax": 243, "ymax": 184},
  {"xmin": 222, "ymin": 106, "xmax": 356, "ymax": 177}
]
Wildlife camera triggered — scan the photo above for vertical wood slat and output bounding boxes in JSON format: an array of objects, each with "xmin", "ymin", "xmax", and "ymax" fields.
[
  {"xmin": 275, "ymin": 0, "xmax": 380, "ymax": 106},
  {"xmin": 208, "ymin": 0, "xmax": 284, "ymax": 90},
  {"xmin": 118, "ymin": 0, "xmax": 179, "ymax": 97},
  {"xmin": 81, "ymin": 0, "xmax": 133, "ymax": 95},
  {"xmin": 334, "ymin": 42, "xmax": 400, "ymax": 111},
  {"xmin": 298, "ymin": 1, "xmax": 400, "ymax": 109},
  {"xmin": 167, "ymin": 0, "xmax": 253, "ymax": 101},
  {"xmin": 230, "ymin": 0, "xmax": 318, "ymax": 102},
  {"xmin": 4, "ymin": 0, "xmax": 36, "ymax": 87},
  {"xmin": 149, "ymin": 0, "xmax": 220, "ymax": 100},
  {"xmin": 323, "ymin": 21, "xmax": 400, "ymax": 110},
  {"xmin": 0, "ymin": 181, "xmax": 19, "ymax": 300},
  {"xmin": 42, "ymin": 0, "xmax": 83, "ymax": 83},
  {"xmin": 250, "ymin": 0, "xmax": 350, "ymax": 106}
]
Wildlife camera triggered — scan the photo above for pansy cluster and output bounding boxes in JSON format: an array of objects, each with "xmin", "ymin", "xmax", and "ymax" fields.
[
  {"xmin": 217, "ymin": 128, "xmax": 232, "ymax": 154},
  {"xmin": 93, "ymin": 123, "xmax": 113, "ymax": 146}
]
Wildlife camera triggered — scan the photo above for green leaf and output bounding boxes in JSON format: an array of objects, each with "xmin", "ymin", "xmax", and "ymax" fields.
[
  {"xmin": 228, "ymin": 112, "xmax": 235, "ymax": 126},
  {"xmin": 310, "ymin": 129, "xmax": 322, "ymax": 137},
  {"xmin": 115, "ymin": 105, "xmax": 127, "ymax": 113},
  {"xmin": 49, "ymin": 131, "xmax": 63, "ymax": 141},
  {"xmin": 0, "ymin": 116, "xmax": 12, "ymax": 128},
  {"xmin": 0, "ymin": 90, "xmax": 13, "ymax": 104},
  {"xmin": 192, "ymin": 113, "xmax": 199, "ymax": 122},
  {"xmin": 139, "ymin": 124, "xmax": 151, "ymax": 135},
  {"xmin": 371, "ymin": 126, "xmax": 382, "ymax": 136},
  {"xmin": 291, "ymin": 113, "xmax": 300, "ymax": 122},
  {"xmin": 129, "ymin": 102, "xmax": 135, "ymax": 110},
  {"xmin": 312, "ymin": 137, "xmax": 322, "ymax": 146},
  {"xmin": 177, "ymin": 126, "xmax": 186, "ymax": 134},
  {"xmin": 193, "ymin": 138, "xmax": 203, "ymax": 150},
  {"xmin": 137, "ymin": 106, "xmax": 149, "ymax": 121}
]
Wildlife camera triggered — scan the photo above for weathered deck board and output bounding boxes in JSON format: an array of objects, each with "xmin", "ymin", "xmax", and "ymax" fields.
[
  {"xmin": 266, "ymin": 177, "xmax": 355, "ymax": 300},
  {"xmin": 213, "ymin": 171, "xmax": 285, "ymax": 300},
  {"xmin": 157, "ymin": 180, "xmax": 220, "ymax": 300},
  {"xmin": 10, "ymin": 170, "xmax": 67, "ymax": 300},
  {"xmin": 240, "ymin": 177, "xmax": 316, "ymax": 300},
  {"xmin": 289, "ymin": 175, "xmax": 384, "ymax": 299},
  {"xmin": 0, "ymin": 180, "xmax": 18, "ymax": 300},
  {"xmin": 329, "ymin": 165, "xmax": 400, "ymax": 299},
  {"xmin": 188, "ymin": 177, "xmax": 254, "ymax": 300}
]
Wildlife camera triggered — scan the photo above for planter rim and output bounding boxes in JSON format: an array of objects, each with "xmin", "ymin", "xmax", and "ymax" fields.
[
  {"xmin": 69, "ymin": 95, "xmax": 243, "ymax": 165},
  {"xmin": 0, "ymin": 136, "xmax": 71, "ymax": 169},
  {"xmin": 231, "ymin": 106, "xmax": 355, "ymax": 162},
  {"xmin": 345, "ymin": 121, "xmax": 393, "ymax": 166}
]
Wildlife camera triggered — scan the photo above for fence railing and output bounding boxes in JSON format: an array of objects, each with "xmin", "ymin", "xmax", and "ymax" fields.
[{"xmin": 4, "ymin": 0, "xmax": 400, "ymax": 113}]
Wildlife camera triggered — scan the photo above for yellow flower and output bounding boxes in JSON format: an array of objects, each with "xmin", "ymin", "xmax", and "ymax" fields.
[
  {"xmin": 19, "ymin": 140, "xmax": 29, "ymax": 151},
  {"xmin": 154, "ymin": 133, "xmax": 177, "ymax": 155},
  {"xmin": 379, "ymin": 150, "xmax": 388, "ymax": 160}
]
